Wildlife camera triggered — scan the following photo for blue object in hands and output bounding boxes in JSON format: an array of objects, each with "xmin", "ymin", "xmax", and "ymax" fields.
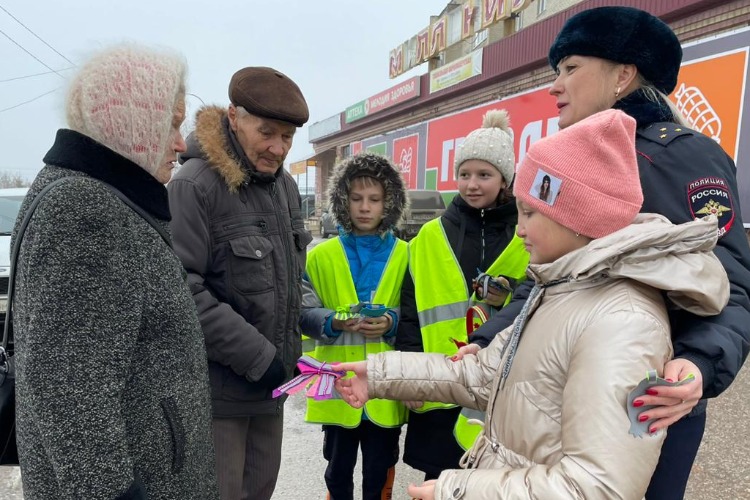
[{"xmin": 359, "ymin": 304, "xmax": 388, "ymax": 318}]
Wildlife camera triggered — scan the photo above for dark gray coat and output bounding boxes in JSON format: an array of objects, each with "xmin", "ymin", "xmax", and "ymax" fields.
[
  {"xmin": 13, "ymin": 130, "xmax": 218, "ymax": 500},
  {"xmin": 168, "ymin": 106, "xmax": 312, "ymax": 417}
]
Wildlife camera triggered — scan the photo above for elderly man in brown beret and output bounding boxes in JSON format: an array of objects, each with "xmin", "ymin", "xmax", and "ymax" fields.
[{"xmin": 168, "ymin": 67, "xmax": 313, "ymax": 500}]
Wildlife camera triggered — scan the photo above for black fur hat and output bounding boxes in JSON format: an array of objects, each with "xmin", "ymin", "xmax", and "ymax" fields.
[
  {"xmin": 548, "ymin": 6, "xmax": 682, "ymax": 94},
  {"xmin": 327, "ymin": 152, "xmax": 408, "ymax": 236}
]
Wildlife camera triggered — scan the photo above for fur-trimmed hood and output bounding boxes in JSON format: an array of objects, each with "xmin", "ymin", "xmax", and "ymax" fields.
[
  {"xmin": 179, "ymin": 105, "xmax": 247, "ymax": 192},
  {"xmin": 327, "ymin": 152, "xmax": 408, "ymax": 236}
]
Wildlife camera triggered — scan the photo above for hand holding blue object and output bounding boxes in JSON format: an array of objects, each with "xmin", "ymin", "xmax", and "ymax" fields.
[{"xmin": 334, "ymin": 302, "xmax": 388, "ymax": 320}]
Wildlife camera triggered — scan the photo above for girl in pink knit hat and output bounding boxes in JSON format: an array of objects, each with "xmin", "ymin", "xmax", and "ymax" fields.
[{"xmin": 333, "ymin": 109, "xmax": 729, "ymax": 500}]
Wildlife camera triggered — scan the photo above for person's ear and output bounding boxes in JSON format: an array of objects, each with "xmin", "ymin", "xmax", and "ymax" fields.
[
  {"xmin": 227, "ymin": 104, "xmax": 238, "ymax": 131},
  {"xmin": 616, "ymin": 64, "xmax": 639, "ymax": 94}
]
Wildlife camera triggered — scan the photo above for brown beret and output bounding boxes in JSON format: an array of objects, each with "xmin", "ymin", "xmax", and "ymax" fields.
[{"xmin": 229, "ymin": 67, "xmax": 309, "ymax": 127}]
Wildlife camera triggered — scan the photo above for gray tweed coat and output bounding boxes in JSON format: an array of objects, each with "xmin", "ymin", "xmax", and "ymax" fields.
[{"xmin": 11, "ymin": 130, "xmax": 218, "ymax": 500}]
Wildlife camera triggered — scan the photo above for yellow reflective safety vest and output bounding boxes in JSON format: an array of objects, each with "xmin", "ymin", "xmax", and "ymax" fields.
[
  {"xmin": 304, "ymin": 237, "xmax": 408, "ymax": 428},
  {"xmin": 410, "ymin": 218, "xmax": 529, "ymax": 416},
  {"xmin": 301, "ymin": 333, "xmax": 316, "ymax": 357}
]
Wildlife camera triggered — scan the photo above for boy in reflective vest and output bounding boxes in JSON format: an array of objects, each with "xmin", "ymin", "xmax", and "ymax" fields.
[
  {"xmin": 299, "ymin": 152, "xmax": 409, "ymax": 500},
  {"xmin": 395, "ymin": 110, "xmax": 529, "ymax": 479}
]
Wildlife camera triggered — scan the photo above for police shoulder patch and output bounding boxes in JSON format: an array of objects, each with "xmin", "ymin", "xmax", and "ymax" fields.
[
  {"xmin": 687, "ymin": 177, "xmax": 734, "ymax": 237},
  {"xmin": 638, "ymin": 123, "xmax": 693, "ymax": 146}
]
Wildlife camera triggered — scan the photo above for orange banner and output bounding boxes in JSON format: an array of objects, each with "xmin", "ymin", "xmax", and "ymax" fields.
[{"xmin": 669, "ymin": 49, "xmax": 748, "ymax": 161}]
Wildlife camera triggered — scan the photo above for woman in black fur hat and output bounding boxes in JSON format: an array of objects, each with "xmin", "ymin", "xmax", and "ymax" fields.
[{"xmin": 468, "ymin": 6, "xmax": 750, "ymax": 500}]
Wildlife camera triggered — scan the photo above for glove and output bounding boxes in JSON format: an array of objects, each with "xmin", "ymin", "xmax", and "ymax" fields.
[{"xmin": 256, "ymin": 357, "xmax": 287, "ymax": 389}]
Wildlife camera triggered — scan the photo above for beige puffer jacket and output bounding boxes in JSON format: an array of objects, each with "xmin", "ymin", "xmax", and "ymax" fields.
[{"xmin": 368, "ymin": 214, "xmax": 729, "ymax": 499}]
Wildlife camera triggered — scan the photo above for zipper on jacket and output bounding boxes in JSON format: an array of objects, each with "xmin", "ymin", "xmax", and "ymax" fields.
[
  {"xmin": 222, "ymin": 220, "xmax": 269, "ymax": 234},
  {"xmin": 268, "ymin": 179, "xmax": 293, "ymax": 410},
  {"xmin": 480, "ymin": 209, "xmax": 486, "ymax": 266}
]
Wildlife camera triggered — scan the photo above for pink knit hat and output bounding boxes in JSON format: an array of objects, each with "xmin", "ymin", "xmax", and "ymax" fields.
[
  {"xmin": 65, "ymin": 44, "xmax": 186, "ymax": 176},
  {"xmin": 513, "ymin": 109, "xmax": 643, "ymax": 239}
]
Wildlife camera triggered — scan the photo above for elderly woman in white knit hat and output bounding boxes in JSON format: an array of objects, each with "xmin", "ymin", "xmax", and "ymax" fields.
[
  {"xmin": 9, "ymin": 44, "xmax": 218, "ymax": 499},
  {"xmin": 393, "ymin": 110, "xmax": 530, "ymax": 481},
  {"xmin": 335, "ymin": 109, "xmax": 729, "ymax": 500}
]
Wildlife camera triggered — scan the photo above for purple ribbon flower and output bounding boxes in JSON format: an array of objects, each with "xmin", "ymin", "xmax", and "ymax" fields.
[{"xmin": 272, "ymin": 355, "xmax": 346, "ymax": 401}]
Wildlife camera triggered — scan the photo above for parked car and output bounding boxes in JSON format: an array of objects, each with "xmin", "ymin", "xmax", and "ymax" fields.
[
  {"xmin": 320, "ymin": 210, "xmax": 337, "ymax": 238},
  {"xmin": 0, "ymin": 188, "xmax": 29, "ymax": 332},
  {"xmin": 397, "ymin": 189, "xmax": 446, "ymax": 241},
  {"xmin": 319, "ymin": 190, "xmax": 445, "ymax": 241}
]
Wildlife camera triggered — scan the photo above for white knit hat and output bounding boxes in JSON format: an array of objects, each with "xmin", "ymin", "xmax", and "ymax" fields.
[
  {"xmin": 454, "ymin": 110, "xmax": 515, "ymax": 184},
  {"xmin": 65, "ymin": 43, "xmax": 186, "ymax": 176}
]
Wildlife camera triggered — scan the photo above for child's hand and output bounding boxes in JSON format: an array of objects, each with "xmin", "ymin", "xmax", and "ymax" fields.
[
  {"xmin": 333, "ymin": 361, "xmax": 370, "ymax": 408},
  {"xmin": 473, "ymin": 274, "xmax": 511, "ymax": 307},
  {"xmin": 332, "ymin": 317, "xmax": 361, "ymax": 333},
  {"xmin": 451, "ymin": 343, "xmax": 481, "ymax": 361},
  {"xmin": 358, "ymin": 314, "xmax": 393, "ymax": 338},
  {"xmin": 407, "ymin": 479, "xmax": 436, "ymax": 500},
  {"xmin": 482, "ymin": 287, "xmax": 509, "ymax": 307},
  {"xmin": 403, "ymin": 400, "xmax": 424, "ymax": 410}
]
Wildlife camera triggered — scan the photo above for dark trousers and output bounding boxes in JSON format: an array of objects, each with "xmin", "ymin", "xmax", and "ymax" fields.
[
  {"xmin": 403, "ymin": 407, "xmax": 465, "ymax": 479},
  {"xmin": 323, "ymin": 421, "xmax": 401, "ymax": 500},
  {"xmin": 646, "ymin": 411, "xmax": 706, "ymax": 500},
  {"xmin": 212, "ymin": 413, "xmax": 283, "ymax": 500}
]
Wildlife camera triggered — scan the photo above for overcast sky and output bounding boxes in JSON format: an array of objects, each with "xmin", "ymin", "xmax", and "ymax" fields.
[{"xmin": 0, "ymin": 0, "xmax": 448, "ymax": 182}]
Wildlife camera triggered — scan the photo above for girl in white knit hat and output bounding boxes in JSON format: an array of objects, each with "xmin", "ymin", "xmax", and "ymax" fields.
[{"xmin": 393, "ymin": 109, "xmax": 530, "ymax": 481}]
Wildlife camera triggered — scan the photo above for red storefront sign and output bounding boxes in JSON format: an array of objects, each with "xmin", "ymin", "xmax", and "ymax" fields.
[
  {"xmin": 426, "ymin": 87, "xmax": 558, "ymax": 191},
  {"xmin": 393, "ymin": 134, "xmax": 420, "ymax": 189}
]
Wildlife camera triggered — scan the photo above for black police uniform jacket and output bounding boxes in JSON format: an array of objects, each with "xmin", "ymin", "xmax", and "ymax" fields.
[{"xmin": 472, "ymin": 90, "xmax": 750, "ymax": 401}]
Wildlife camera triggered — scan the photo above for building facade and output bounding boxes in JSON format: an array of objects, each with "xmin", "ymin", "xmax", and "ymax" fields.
[{"xmin": 307, "ymin": 0, "xmax": 750, "ymax": 228}]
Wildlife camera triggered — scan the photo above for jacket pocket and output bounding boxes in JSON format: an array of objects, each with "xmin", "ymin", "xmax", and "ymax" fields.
[
  {"xmin": 221, "ymin": 365, "xmax": 271, "ymax": 402},
  {"xmin": 160, "ymin": 397, "xmax": 186, "ymax": 474},
  {"xmin": 228, "ymin": 235, "xmax": 274, "ymax": 293}
]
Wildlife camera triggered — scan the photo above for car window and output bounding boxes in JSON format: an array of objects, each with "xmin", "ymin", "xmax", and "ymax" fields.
[
  {"xmin": 408, "ymin": 191, "xmax": 445, "ymax": 210},
  {"xmin": 0, "ymin": 195, "xmax": 25, "ymax": 235}
]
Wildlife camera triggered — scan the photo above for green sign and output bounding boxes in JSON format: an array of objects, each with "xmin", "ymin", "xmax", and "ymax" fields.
[
  {"xmin": 345, "ymin": 101, "xmax": 367, "ymax": 123},
  {"xmin": 366, "ymin": 142, "xmax": 387, "ymax": 155}
]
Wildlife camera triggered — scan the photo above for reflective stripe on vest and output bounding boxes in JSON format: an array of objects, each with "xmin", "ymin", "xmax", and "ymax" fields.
[
  {"xmin": 454, "ymin": 408, "xmax": 486, "ymax": 450},
  {"xmin": 304, "ymin": 236, "xmax": 408, "ymax": 428},
  {"xmin": 453, "ymin": 236, "xmax": 529, "ymax": 444},
  {"xmin": 410, "ymin": 218, "xmax": 529, "ymax": 413}
]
